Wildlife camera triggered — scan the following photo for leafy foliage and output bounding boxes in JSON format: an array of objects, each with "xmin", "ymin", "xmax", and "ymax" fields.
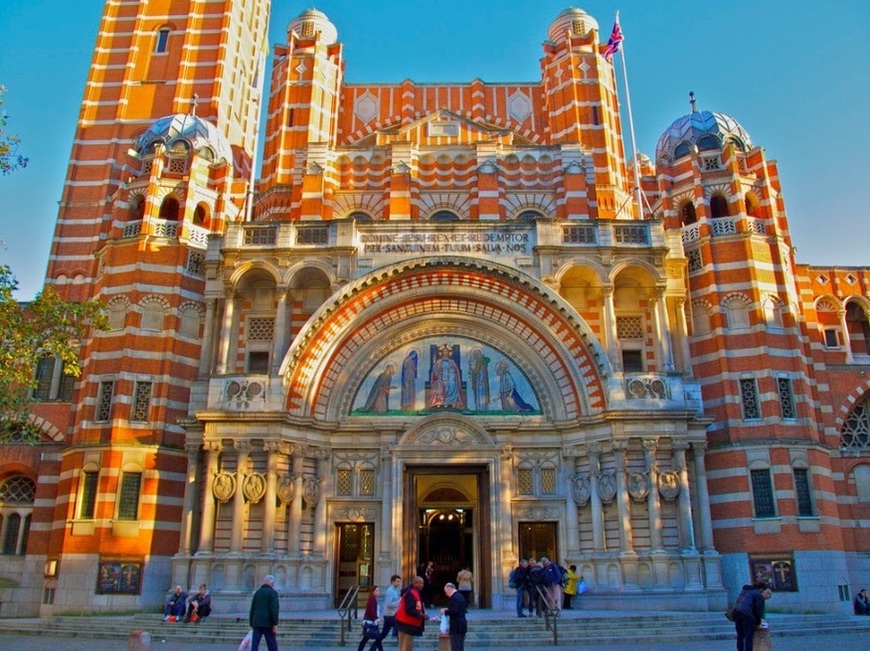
[
  {"xmin": 0, "ymin": 85, "xmax": 29, "ymax": 175},
  {"xmin": 0, "ymin": 265, "xmax": 107, "ymax": 443}
]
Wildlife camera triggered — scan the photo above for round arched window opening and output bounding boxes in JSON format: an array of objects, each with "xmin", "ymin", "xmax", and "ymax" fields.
[
  {"xmin": 430, "ymin": 210, "xmax": 460, "ymax": 223},
  {"xmin": 518, "ymin": 210, "xmax": 545, "ymax": 221},
  {"xmin": 710, "ymin": 194, "xmax": 729, "ymax": 218},
  {"xmin": 680, "ymin": 201, "xmax": 697, "ymax": 226},
  {"xmin": 159, "ymin": 196, "xmax": 181, "ymax": 221}
]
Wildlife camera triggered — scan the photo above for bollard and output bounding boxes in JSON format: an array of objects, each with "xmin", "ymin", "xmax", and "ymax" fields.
[{"xmin": 127, "ymin": 629, "xmax": 151, "ymax": 651}]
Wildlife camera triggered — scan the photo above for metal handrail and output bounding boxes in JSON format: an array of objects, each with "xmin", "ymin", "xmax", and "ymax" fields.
[
  {"xmin": 534, "ymin": 585, "xmax": 560, "ymax": 645},
  {"xmin": 336, "ymin": 585, "xmax": 361, "ymax": 646}
]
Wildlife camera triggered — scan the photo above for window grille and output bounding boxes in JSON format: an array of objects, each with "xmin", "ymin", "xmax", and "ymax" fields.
[
  {"xmin": 687, "ymin": 248, "xmax": 703, "ymax": 273},
  {"xmin": 34, "ymin": 357, "xmax": 55, "ymax": 401},
  {"xmin": 740, "ymin": 378, "xmax": 760, "ymax": 420},
  {"xmin": 301, "ymin": 21, "xmax": 314, "ymax": 37},
  {"xmin": 562, "ymin": 225, "xmax": 597, "ymax": 244},
  {"xmin": 841, "ymin": 397, "xmax": 870, "ymax": 451},
  {"xmin": 614, "ymin": 224, "xmax": 649, "ymax": 245},
  {"xmin": 167, "ymin": 158, "xmax": 187, "ymax": 174},
  {"xmin": 750, "ymin": 469, "xmax": 776, "ymax": 518},
  {"xmin": 710, "ymin": 218, "xmax": 737, "ymax": 236},
  {"xmin": 243, "ymin": 225, "xmax": 277, "ymax": 246},
  {"xmin": 359, "ymin": 470, "xmax": 375, "ymax": 496},
  {"xmin": 571, "ymin": 19, "xmax": 586, "ymax": 34},
  {"xmin": 187, "ymin": 250, "xmax": 205, "ymax": 275},
  {"xmin": 777, "ymin": 378, "xmax": 795, "ymax": 419},
  {"xmin": 58, "ymin": 372, "xmax": 75, "ymax": 401},
  {"xmin": 617, "ymin": 316, "xmax": 644, "ymax": 339},
  {"xmin": 0, "ymin": 476, "xmax": 35, "ymax": 504},
  {"xmin": 79, "ymin": 471, "xmax": 98, "ymax": 519},
  {"xmin": 517, "ymin": 469, "xmax": 534, "ymax": 495},
  {"xmin": 247, "ymin": 318, "xmax": 275, "ymax": 341},
  {"xmin": 96, "ymin": 381, "xmax": 115, "ymax": 422},
  {"xmin": 794, "ymin": 468, "xmax": 814, "ymax": 517},
  {"xmin": 117, "ymin": 473, "xmax": 142, "ymax": 520},
  {"xmin": 702, "ymin": 156, "xmax": 721, "ymax": 171},
  {"xmin": 622, "ymin": 350, "xmax": 644, "ymax": 373},
  {"xmin": 336, "ymin": 469, "xmax": 352, "ymax": 496},
  {"xmin": 296, "ymin": 225, "xmax": 329, "ymax": 245},
  {"xmin": 541, "ymin": 468, "xmax": 556, "ymax": 495},
  {"xmin": 131, "ymin": 382, "xmax": 152, "ymax": 422}
]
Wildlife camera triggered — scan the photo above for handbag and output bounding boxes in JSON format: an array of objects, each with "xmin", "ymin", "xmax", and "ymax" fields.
[
  {"xmin": 724, "ymin": 606, "xmax": 736, "ymax": 621},
  {"xmin": 363, "ymin": 621, "xmax": 380, "ymax": 637}
]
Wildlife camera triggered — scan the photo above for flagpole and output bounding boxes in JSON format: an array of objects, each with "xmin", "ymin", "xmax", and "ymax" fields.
[{"xmin": 613, "ymin": 14, "xmax": 645, "ymax": 220}]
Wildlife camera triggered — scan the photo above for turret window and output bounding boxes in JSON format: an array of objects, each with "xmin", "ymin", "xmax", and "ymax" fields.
[
  {"xmin": 680, "ymin": 201, "xmax": 697, "ymax": 226},
  {"xmin": 155, "ymin": 28, "xmax": 170, "ymax": 54},
  {"xmin": 710, "ymin": 194, "xmax": 729, "ymax": 218}
]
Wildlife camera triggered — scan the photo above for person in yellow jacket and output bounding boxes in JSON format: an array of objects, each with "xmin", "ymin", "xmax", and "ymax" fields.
[{"xmin": 562, "ymin": 564, "xmax": 579, "ymax": 610}]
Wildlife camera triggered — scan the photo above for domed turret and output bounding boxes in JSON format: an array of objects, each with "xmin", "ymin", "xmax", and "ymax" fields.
[
  {"xmin": 547, "ymin": 7, "xmax": 599, "ymax": 42},
  {"xmin": 287, "ymin": 8, "xmax": 338, "ymax": 45},
  {"xmin": 134, "ymin": 112, "xmax": 233, "ymax": 164},
  {"xmin": 655, "ymin": 93, "xmax": 752, "ymax": 162}
]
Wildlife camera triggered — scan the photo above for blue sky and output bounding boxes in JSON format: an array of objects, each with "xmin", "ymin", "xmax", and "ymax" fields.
[{"xmin": 1, "ymin": 0, "xmax": 868, "ymax": 299}]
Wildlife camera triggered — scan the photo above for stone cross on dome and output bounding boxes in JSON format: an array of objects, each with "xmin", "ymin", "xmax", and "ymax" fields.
[{"xmin": 191, "ymin": 93, "xmax": 199, "ymax": 117}]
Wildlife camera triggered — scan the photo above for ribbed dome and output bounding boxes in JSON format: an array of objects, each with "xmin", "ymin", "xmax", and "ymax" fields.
[
  {"xmin": 655, "ymin": 110, "xmax": 752, "ymax": 161},
  {"xmin": 288, "ymin": 8, "xmax": 338, "ymax": 45},
  {"xmin": 135, "ymin": 113, "xmax": 233, "ymax": 164},
  {"xmin": 548, "ymin": 7, "xmax": 599, "ymax": 42}
]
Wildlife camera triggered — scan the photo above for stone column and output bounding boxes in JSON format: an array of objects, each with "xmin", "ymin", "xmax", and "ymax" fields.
[
  {"xmin": 653, "ymin": 287, "xmax": 675, "ymax": 372},
  {"xmin": 602, "ymin": 286, "xmax": 621, "ymax": 371},
  {"xmin": 612, "ymin": 441, "xmax": 634, "ymax": 554},
  {"xmin": 673, "ymin": 442, "xmax": 696, "ymax": 551},
  {"xmin": 199, "ymin": 298, "xmax": 217, "ymax": 376},
  {"xmin": 379, "ymin": 445, "xmax": 393, "ymax": 563},
  {"xmin": 179, "ymin": 443, "xmax": 201, "ymax": 554},
  {"xmin": 217, "ymin": 291, "xmax": 236, "ymax": 374},
  {"xmin": 692, "ymin": 442, "xmax": 716, "ymax": 552},
  {"xmin": 313, "ymin": 448, "xmax": 331, "ymax": 557},
  {"xmin": 231, "ymin": 441, "xmax": 251, "ymax": 552},
  {"xmin": 588, "ymin": 443, "xmax": 605, "ymax": 552},
  {"xmin": 270, "ymin": 289, "xmax": 289, "ymax": 375},
  {"xmin": 288, "ymin": 447, "xmax": 307, "ymax": 557},
  {"xmin": 674, "ymin": 298, "xmax": 693, "ymax": 375},
  {"xmin": 838, "ymin": 309, "xmax": 854, "ymax": 363},
  {"xmin": 261, "ymin": 440, "xmax": 280, "ymax": 553},
  {"xmin": 198, "ymin": 441, "xmax": 221, "ymax": 554},
  {"xmin": 642, "ymin": 439, "xmax": 664, "ymax": 552},
  {"xmin": 563, "ymin": 448, "xmax": 581, "ymax": 556}
]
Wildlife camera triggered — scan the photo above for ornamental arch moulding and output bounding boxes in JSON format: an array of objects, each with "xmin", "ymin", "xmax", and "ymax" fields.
[
  {"xmin": 399, "ymin": 413, "xmax": 496, "ymax": 449},
  {"xmin": 279, "ymin": 257, "xmax": 613, "ymax": 421}
]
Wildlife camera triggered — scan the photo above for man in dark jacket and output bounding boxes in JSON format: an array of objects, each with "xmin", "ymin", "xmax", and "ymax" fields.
[
  {"xmin": 510, "ymin": 559, "xmax": 529, "ymax": 618},
  {"xmin": 441, "ymin": 582, "xmax": 468, "ymax": 651},
  {"xmin": 734, "ymin": 581, "xmax": 766, "ymax": 651},
  {"xmin": 250, "ymin": 574, "xmax": 280, "ymax": 651}
]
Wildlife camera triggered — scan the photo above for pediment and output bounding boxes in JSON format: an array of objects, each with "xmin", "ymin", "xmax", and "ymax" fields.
[
  {"xmin": 372, "ymin": 109, "xmax": 525, "ymax": 147},
  {"xmin": 399, "ymin": 414, "xmax": 496, "ymax": 448}
]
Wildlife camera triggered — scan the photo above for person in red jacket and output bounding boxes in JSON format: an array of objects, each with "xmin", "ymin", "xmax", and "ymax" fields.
[{"xmin": 395, "ymin": 576, "xmax": 427, "ymax": 651}]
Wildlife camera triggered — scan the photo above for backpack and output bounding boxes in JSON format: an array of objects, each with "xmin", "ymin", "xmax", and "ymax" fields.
[
  {"xmin": 558, "ymin": 566, "xmax": 568, "ymax": 588},
  {"xmin": 508, "ymin": 568, "xmax": 519, "ymax": 589}
]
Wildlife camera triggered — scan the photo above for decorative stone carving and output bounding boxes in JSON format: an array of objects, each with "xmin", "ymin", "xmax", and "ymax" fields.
[
  {"xmin": 597, "ymin": 472, "xmax": 617, "ymax": 503},
  {"xmin": 276, "ymin": 475, "xmax": 295, "ymax": 505},
  {"xmin": 212, "ymin": 471, "xmax": 236, "ymax": 503},
  {"xmin": 572, "ymin": 475, "xmax": 591, "ymax": 506},
  {"xmin": 515, "ymin": 506, "xmax": 559, "ymax": 521},
  {"xmin": 302, "ymin": 476, "xmax": 320, "ymax": 508},
  {"xmin": 627, "ymin": 471, "xmax": 651, "ymax": 502},
  {"xmin": 243, "ymin": 472, "xmax": 267, "ymax": 503},
  {"xmin": 334, "ymin": 507, "xmax": 377, "ymax": 522},
  {"xmin": 658, "ymin": 471, "xmax": 681, "ymax": 501},
  {"xmin": 224, "ymin": 378, "xmax": 265, "ymax": 410},
  {"xmin": 626, "ymin": 377, "xmax": 669, "ymax": 399},
  {"xmin": 417, "ymin": 425, "xmax": 471, "ymax": 446}
]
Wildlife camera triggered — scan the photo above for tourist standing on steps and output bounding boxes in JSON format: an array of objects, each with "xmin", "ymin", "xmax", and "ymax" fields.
[
  {"xmin": 510, "ymin": 559, "xmax": 530, "ymax": 618},
  {"xmin": 562, "ymin": 565, "xmax": 578, "ymax": 610},
  {"xmin": 250, "ymin": 574, "xmax": 280, "ymax": 651},
  {"xmin": 440, "ymin": 583, "xmax": 468, "ymax": 651}
]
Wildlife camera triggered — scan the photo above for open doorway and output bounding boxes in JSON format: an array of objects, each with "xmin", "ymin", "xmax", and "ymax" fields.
[{"xmin": 404, "ymin": 465, "xmax": 490, "ymax": 607}]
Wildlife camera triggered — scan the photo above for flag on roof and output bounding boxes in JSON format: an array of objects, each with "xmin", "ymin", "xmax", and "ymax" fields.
[{"xmin": 604, "ymin": 13, "xmax": 623, "ymax": 60}]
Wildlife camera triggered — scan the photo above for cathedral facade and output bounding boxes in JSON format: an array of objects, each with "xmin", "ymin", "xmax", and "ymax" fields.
[{"xmin": 1, "ymin": 2, "xmax": 868, "ymax": 617}]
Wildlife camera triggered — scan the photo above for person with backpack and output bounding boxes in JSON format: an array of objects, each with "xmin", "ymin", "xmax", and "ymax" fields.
[
  {"xmin": 527, "ymin": 559, "xmax": 546, "ymax": 617},
  {"xmin": 509, "ymin": 559, "xmax": 530, "ymax": 618},
  {"xmin": 541, "ymin": 557, "xmax": 562, "ymax": 614}
]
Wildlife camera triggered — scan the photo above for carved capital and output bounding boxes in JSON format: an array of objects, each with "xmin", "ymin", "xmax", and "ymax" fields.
[{"xmin": 203, "ymin": 440, "xmax": 223, "ymax": 453}]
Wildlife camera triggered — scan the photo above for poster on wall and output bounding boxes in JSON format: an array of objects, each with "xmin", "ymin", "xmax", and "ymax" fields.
[
  {"xmin": 749, "ymin": 554, "xmax": 798, "ymax": 591},
  {"xmin": 96, "ymin": 559, "xmax": 143, "ymax": 594}
]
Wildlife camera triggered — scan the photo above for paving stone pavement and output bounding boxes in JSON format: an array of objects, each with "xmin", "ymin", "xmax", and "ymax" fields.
[{"xmin": 0, "ymin": 630, "xmax": 868, "ymax": 651}]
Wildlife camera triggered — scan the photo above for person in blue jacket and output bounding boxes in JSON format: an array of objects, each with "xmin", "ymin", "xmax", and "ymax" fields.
[{"xmin": 733, "ymin": 581, "xmax": 766, "ymax": 651}]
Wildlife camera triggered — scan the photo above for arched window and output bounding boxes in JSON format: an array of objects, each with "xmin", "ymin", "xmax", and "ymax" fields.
[
  {"xmin": 0, "ymin": 475, "xmax": 35, "ymax": 556},
  {"xmin": 842, "ymin": 396, "xmax": 870, "ymax": 453},
  {"xmin": 680, "ymin": 201, "xmax": 697, "ymax": 226},
  {"xmin": 673, "ymin": 142, "xmax": 691, "ymax": 159},
  {"xmin": 724, "ymin": 296, "xmax": 750, "ymax": 329},
  {"xmin": 350, "ymin": 212, "xmax": 372, "ymax": 222},
  {"xmin": 517, "ymin": 210, "xmax": 545, "ymax": 221},
  {"xmin": 745, "ymin": 192, "xmax": 763, "ymax": 218},
  {"xmin": 193, "ymin": 204, "xmax": 209, "ymax": 228},
  {"xmin": 155, "ymin": 28, "xmax": 170, "ymax": 54},
  {"xmin": 710, "ymin": 194, "xmax": 729, "ymax": 218},
  {"xmin": 430, "ymin": 210, "xmax": 460, "ymax": 223},
  {"xmin": 697, "ymin": 135, "xmax": 720, "ymax": 151},
  {"xmin": 141, "ymin": 301, "xmax": 166, "ymax": 332},
  {"xmin": 129, "ymin": 195, "xmax": 146, "ymax": 222},
  {"xmin": 159, "ymin": 196, "xmax": 180, "ymax": 221}
]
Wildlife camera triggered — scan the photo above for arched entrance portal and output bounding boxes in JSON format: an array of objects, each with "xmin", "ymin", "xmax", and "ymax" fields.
[{"xmin": 403, "ymin": 465, "xmax": 491, "ymax": 608}]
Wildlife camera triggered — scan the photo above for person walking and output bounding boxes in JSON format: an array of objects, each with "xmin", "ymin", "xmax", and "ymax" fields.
[
  {"xmin": 440, "ymin": 582, "xmax": 468, "ymax": 651},
  {"xmin": 395, "ymin": 576, "xmax": 426, "ymax": 651},
  {"xmin": 249, "ymin": 574, "xmax": 280, "ymax": 651},
  {"xmin": 380, "ymin": 574, "xmax": 402, "ymax": 641},
  {"xmin": 358, "ymin": 586, "xmax": 384, "ymax": 651},
  {"xmin": 510, "ymin": 559, "xmax": 529, "ymax": 618},
  {"xmin": 733, "ymin": 581, "xmax": 766, "ymax": 651},
  {"xmin": 455, "ymin": 565, "xmax": 473, "ymax": 608}
]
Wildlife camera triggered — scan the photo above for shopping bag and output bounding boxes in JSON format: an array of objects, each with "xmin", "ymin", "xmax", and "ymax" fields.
[
  {"xmin": 238, "ymin": 629, "xmax": 253, "ymax": 651},
  {"xmin": 439, "ymin": 614, "xmax": 449, "ymax": 634}
]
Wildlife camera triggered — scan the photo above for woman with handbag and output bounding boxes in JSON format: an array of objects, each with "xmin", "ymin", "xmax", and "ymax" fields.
[{"xmin": 358, "ymin": 586, "xmax": 384, "ymax": 651}]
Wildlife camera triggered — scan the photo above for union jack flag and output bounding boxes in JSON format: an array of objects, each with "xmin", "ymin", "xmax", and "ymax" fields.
[{"xmin": 604, "ymin": 14, "xmax": 623, "ymax": 60}]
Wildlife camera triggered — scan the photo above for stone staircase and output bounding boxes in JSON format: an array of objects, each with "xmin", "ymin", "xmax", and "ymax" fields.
[{"xmin": 5, "ymin": 610, "xmax": 870, "ymax": 648}]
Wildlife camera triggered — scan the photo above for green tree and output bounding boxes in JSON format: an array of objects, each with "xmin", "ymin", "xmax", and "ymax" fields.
[
  {"xmin": 0, "ymin": 85, "xmax": 28, "ymax": 175},
  {"xmin": 0, "ymin": 265, "xmax": 107, "ymax": 443}
]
